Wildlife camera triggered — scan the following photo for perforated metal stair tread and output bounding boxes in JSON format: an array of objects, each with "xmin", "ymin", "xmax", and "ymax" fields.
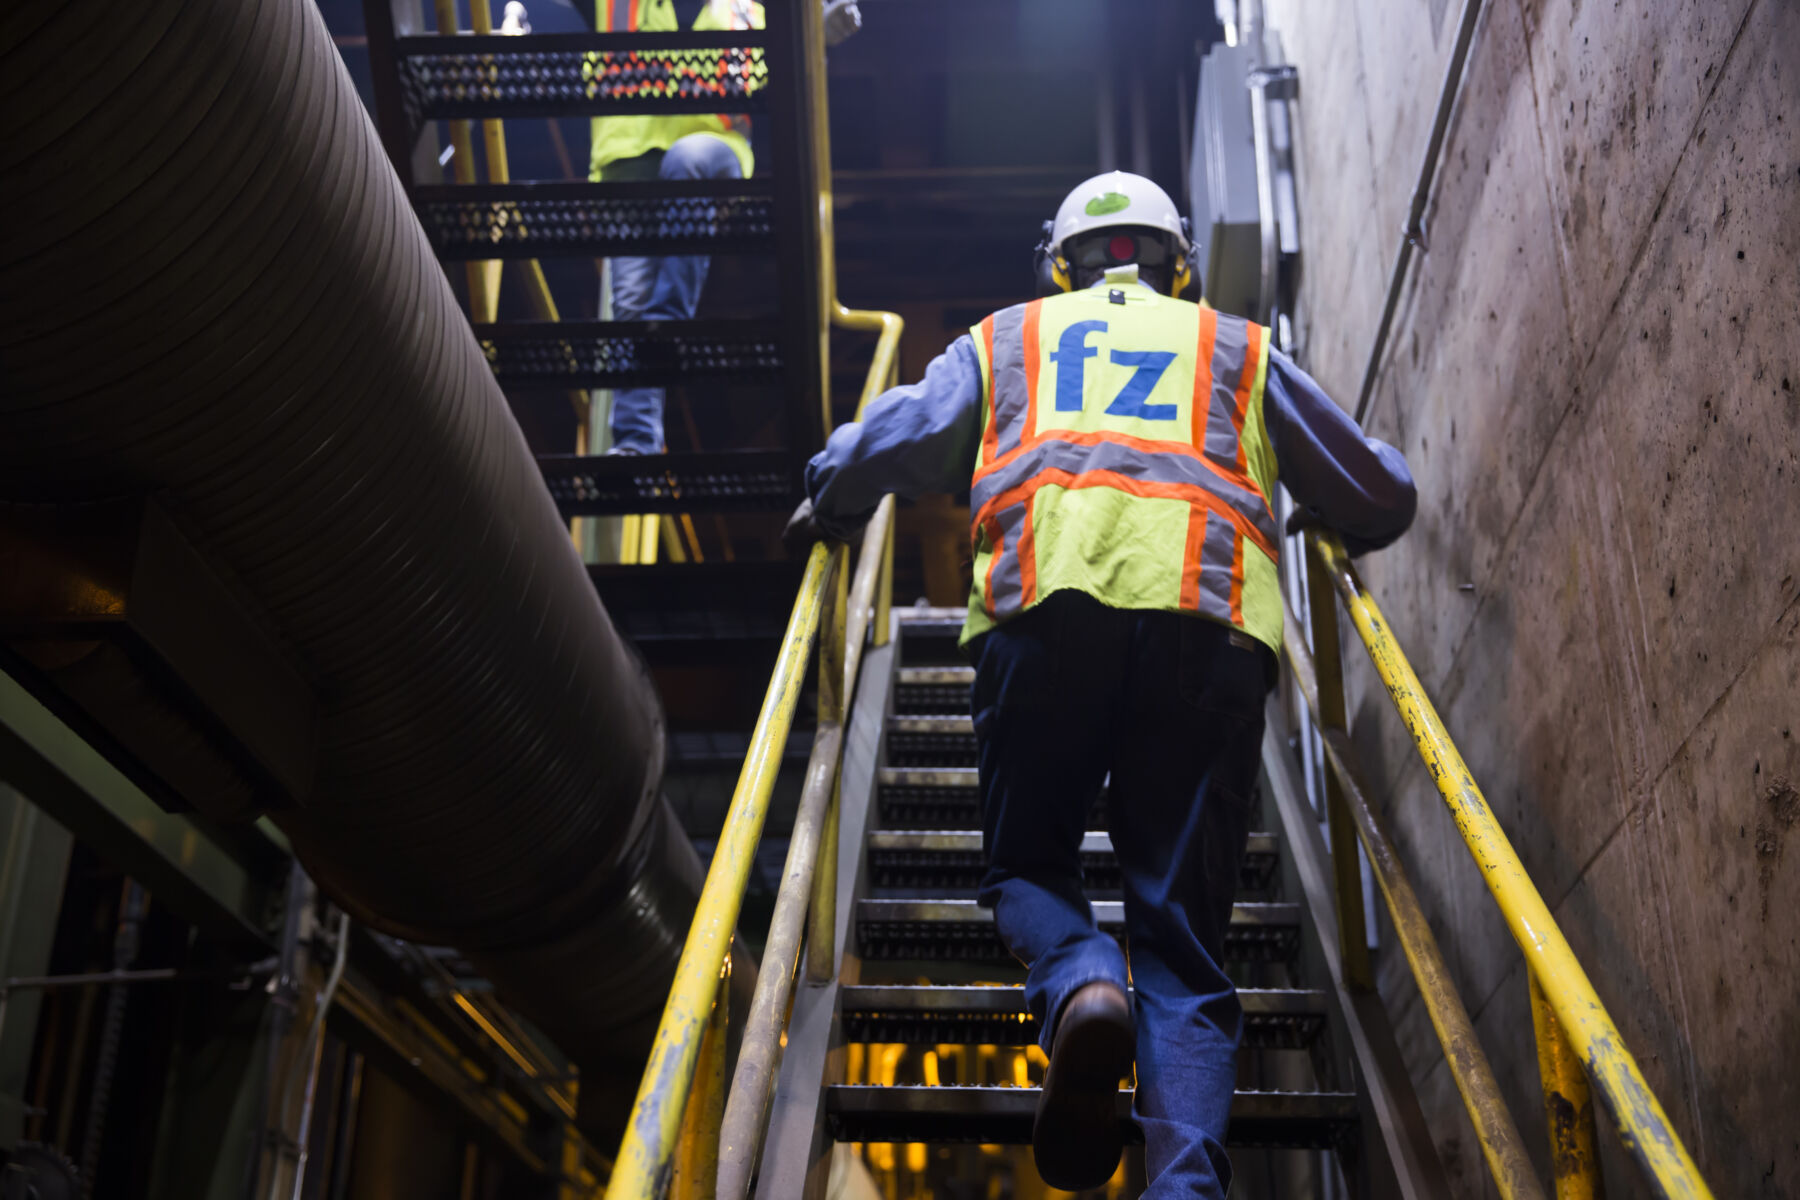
[
  {"xmin": 838, "ymin": 985, "xmax": 1327, "ymax": 1049},
  {"xmin": 893, "ymin": 667, "xmax": 976, "ymax": 715},
  {"xmin": 536, "ymin": 450, "xmax": 797, "ymax": 516},
  {"xmin": 886, "ymin": 716, "xmax": 974, "ymax": 735},
  {"xmin": 884, "ymin": 716, "xmax": 976, "ymax": 767},
  {"xmin": 477, "ymin": 319, "xmax": 783, "ymax": 391},
  {"xmin": 866, "ymin": 830, "xmax": 1280, "ymax": 894},
  {"xmin": 856, "ymin": 899, "xmax": 1301, "ymax": 964},
  {"xmin": 394, "ymin": 31, "xmax": 768, "ymax": 122},
  {"xmin": 880, "ymin": 768, "xmax": 979, "ymax": 788},
  {"xmin": 413, "ymin": 180, "xmax": 776, "ymax": 260},
  {"xmin": 894, "ymin": 668, "xmax": 976, "ymax": 686},
  {"xmin": 825, "ymin": 1086, "xmax": 1359, "ymax": 1148}
]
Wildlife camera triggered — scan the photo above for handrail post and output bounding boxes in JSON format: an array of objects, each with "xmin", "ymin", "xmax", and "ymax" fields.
[
  {"xmin": 872, "ymin": 511, "xmax": 894, "ymax": 648},
  {"xmin": 805, "ymin": 546, "xmax": 849, "ymax": 984},
  {"xmin": 1304, "ymin": 538, "xmax": 1373, "ymax": 991},
  {"xmin": 670, "ymin": 963, "xmax": 731, "ymax": 1200},
  {"xmin": 804, "ymin": 775, "xmax": 841, "ymax": 985},
  {"xmin": 1529, "ymin": 968, "xmax": 1604, "ymax": 1200}
]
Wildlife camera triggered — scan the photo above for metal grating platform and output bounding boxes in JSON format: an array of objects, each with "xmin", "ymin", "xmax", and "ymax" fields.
[
  {"xmin": 394, "ymin": 32, "xmax": 767, "ymax": 122},
  {"xmin": 414, "ymin": 180, "xmax": 776, "ymax": 260},
  {"xmin": 477, "ymin": 320, "xmax": 783, "ymax": 390},
  {"xmin": 537, "ymin": 450, "xmax": 796, "ymax": 516}
]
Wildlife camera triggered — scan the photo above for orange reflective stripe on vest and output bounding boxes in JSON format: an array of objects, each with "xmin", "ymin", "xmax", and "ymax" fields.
[{"xmin": 604, "ymin": 0, "xmax": 638, "ymax": 30}]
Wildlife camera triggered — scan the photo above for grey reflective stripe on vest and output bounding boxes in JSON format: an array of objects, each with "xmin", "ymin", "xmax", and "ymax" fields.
[
  {"xmin": 1205, "ymin": 312, "xmax": 1251, "ymax": 467},
  {"xmin": 971, "ymin": 437, "xmax": 1279, "ymax": 551},
  {"xmin": 609, "ymin": 0, "xmax": 633, "ymax": 29},
  {"xmin": 988, "ymin": 303, "xmax": 1030, "ymax": 460},
  {"xmin": 984, "ymin": 502, "xmax": 1029, "ymax": 617},
  {"xmin": 1196, "ymin": 510, "xmax": 1237, "ymax": 623}
]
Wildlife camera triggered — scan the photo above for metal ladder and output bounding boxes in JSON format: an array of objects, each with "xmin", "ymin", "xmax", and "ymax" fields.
[{"xmin": 799, "ymin": 608, "xmax": 1368, "ymax": 1195}]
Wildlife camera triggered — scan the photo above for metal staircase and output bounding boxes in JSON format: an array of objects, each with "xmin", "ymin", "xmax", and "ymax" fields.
[
  {"xmin": 350, "ymin": 7, "xmax": 1720, "ymax": 1197},
  {"xmin": 361, "ymin": 4, "xmax": 828, "ymax": 521},
  {"xmin": 785, "ymin": 609, "xmax": 1366, "ymax": 1194}
]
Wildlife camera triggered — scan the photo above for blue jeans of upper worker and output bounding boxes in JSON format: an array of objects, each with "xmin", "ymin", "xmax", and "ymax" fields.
[
  {"xmin": 970, "ymin": 590, "xmax": 1272, "ymax": 1199},
  {"xmin": 601, "ymin": 133, "xmax": 742, "ymax": 453}
]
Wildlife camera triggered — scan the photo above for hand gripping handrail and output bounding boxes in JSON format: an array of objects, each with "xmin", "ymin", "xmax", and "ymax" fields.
[{"xmin": 1303, "ymin": 532, "xmax": 1714, "ymax": 1200}]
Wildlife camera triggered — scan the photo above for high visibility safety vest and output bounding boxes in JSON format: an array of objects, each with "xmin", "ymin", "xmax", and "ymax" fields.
[
  {"xmin": 589, "ymin": 0, "xmax": 765, "ymax": 181},
  {"xmin": 964, "ymin": 278, "xmax": 1283, "ymax": 652}
]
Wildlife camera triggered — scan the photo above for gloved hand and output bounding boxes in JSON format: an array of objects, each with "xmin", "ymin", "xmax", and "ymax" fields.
[
  {"xmin": 1284, "ymin": 507, "xmax": 1322, "ymax": 539},
  {"xmin": 823, "ymin": 0, "xmax": 861, "ymax": 46},
  {"xmin": 783, "ymin": 498, "xmax": 828, "ymax": 557},
  {"xmin": 1285, "ymin": 507, "xmax": 1379, "ymax": 557}
]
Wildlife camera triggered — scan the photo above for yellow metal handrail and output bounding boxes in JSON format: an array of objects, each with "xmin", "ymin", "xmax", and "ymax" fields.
[
  {"xmin": 1282, "ymin": 594, "xmax": 1545, "ymax": 1200},
  {"xmin": 602, "ymin": 0, "xmax": 905, "ymax": 1186},
  {"xmin": 1303, "ymin": 532, "xmax": 1713, "ymax": 1200},
  {"xmin": 603, "ymin": 542, "xmax": 833, "ymax": 1199}
]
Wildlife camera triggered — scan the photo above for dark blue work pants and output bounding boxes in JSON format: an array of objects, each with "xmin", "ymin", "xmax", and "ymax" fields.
[{"xmin": 970, "ymin": 590, "xmax": 1272, "ymax": 1199}]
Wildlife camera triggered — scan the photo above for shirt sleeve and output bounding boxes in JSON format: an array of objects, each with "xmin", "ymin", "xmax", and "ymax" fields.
[
  {"xmin": 1262, "ymin": 348, "xmax": 1417, "ymax": 555},
  {"xmin": 803, "ymin": 334, "xmax": 985, "ymax": 540}
]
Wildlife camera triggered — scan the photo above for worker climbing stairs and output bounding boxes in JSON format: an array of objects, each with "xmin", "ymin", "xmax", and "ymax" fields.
[{"xmin": 813, "ymin": 608, "xmax": 1364, "ymax": 1192}]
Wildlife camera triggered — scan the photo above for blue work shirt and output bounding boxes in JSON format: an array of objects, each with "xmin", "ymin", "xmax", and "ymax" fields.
[{"xmin": 806, "ymin": 310, "xmax": 1416, "ymax": 554}]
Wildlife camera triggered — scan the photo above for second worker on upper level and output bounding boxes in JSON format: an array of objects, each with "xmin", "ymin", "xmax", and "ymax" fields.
[{"xmin": 591, "ymin": 0, "xmax": 860, "ymax": 453}]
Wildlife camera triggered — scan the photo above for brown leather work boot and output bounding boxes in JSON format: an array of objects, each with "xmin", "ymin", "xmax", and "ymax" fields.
[{"xmin": 1032, "ymin": 980, "xmax": 1136, "ymax": 1190}]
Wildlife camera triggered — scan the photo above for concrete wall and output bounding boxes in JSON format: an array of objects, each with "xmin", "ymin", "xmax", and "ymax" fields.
[{"xmin": 1260, "ymin": 0, "xmax": 1799, "ymax": 1193}]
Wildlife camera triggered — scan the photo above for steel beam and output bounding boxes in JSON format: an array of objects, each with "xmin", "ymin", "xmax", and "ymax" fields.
[{"xmin": 0, "ymin": 668, "xmax": 280, "ymax": 946}]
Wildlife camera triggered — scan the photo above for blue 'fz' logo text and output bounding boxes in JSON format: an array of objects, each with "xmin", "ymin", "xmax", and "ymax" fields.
[{"xmin": 1049, "ymin": 321, "xmax": 1177, "ymax": 420}]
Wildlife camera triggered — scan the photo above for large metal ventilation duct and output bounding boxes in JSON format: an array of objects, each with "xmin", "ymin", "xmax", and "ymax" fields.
[{"xmin": 0, "ymin": 0, "xmax": 717, "ymax": 1128}]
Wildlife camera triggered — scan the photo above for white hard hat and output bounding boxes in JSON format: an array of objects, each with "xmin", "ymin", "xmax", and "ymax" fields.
[{"xmin": 1050, "ymin": 171, "xmax": 1190, "ymax": 259}]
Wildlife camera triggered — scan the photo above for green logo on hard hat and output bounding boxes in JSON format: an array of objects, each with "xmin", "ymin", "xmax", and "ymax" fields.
[{"xmin": 1084, "ymin": 192, "xmax": 1131, "ymax": 217}]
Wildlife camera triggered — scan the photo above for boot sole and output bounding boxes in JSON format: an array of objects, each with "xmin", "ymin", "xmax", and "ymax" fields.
[{"xmin": 1032, "ymin": 1002, "xmax": 1135, "ymax": 1190}]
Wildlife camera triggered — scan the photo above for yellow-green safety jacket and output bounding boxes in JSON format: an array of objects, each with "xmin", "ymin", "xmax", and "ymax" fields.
[
  {"xmin": 589, "ymin": 0, "xmax": 765, "ymax": 181},
  {"xmin": 965, "ymin": 274, "xmax": 1283, "ymax": 651}
]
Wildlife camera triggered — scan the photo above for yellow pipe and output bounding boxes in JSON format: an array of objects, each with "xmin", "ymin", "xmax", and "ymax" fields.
[
  {"xmin": 468, "ymin": 0, "xmax": 507, "ymax": 321},
  {"xmin": 639, "ymin": 513, "xmax": 661, "ymax": 565},
  {"xmin": 670, "ymin": 966, "xmax": 730, "ymax": 1200},
  {"xmin": 603, "ymin": 544, "xmax": 834, "ymax": 1200},
  {"xmin": 432, "ymin": 0, "xmax": 492, "ymax": 321},
  {"xmin": 618, "ymin": 514, "xmax": 641, "ymax": 565},
  {"xmin": 1310, "ymin": 533, "xmax": 1713, "ymax": 1200},
  {"xmin": 1282, "ymin": 600, "xmax": 1546, "ymax": 1200},
  {"xmin": 1530, "ymin": 968, "xmax": 1604, "ymax": 1200}
]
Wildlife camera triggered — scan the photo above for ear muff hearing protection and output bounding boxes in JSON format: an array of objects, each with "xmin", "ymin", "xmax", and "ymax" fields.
[
  {"xmin": 1174, "ymin": 217, "xmax": 1202, "ymax": 301},
  {"xmin": 1033, "ymin": 220, "xmax": 1072, "ymax": 297}
]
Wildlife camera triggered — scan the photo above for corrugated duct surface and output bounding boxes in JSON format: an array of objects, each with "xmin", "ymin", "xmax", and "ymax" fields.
[{"xmin": 0, "ymin": 0, "xmax": 717, "ymax": 1126}]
